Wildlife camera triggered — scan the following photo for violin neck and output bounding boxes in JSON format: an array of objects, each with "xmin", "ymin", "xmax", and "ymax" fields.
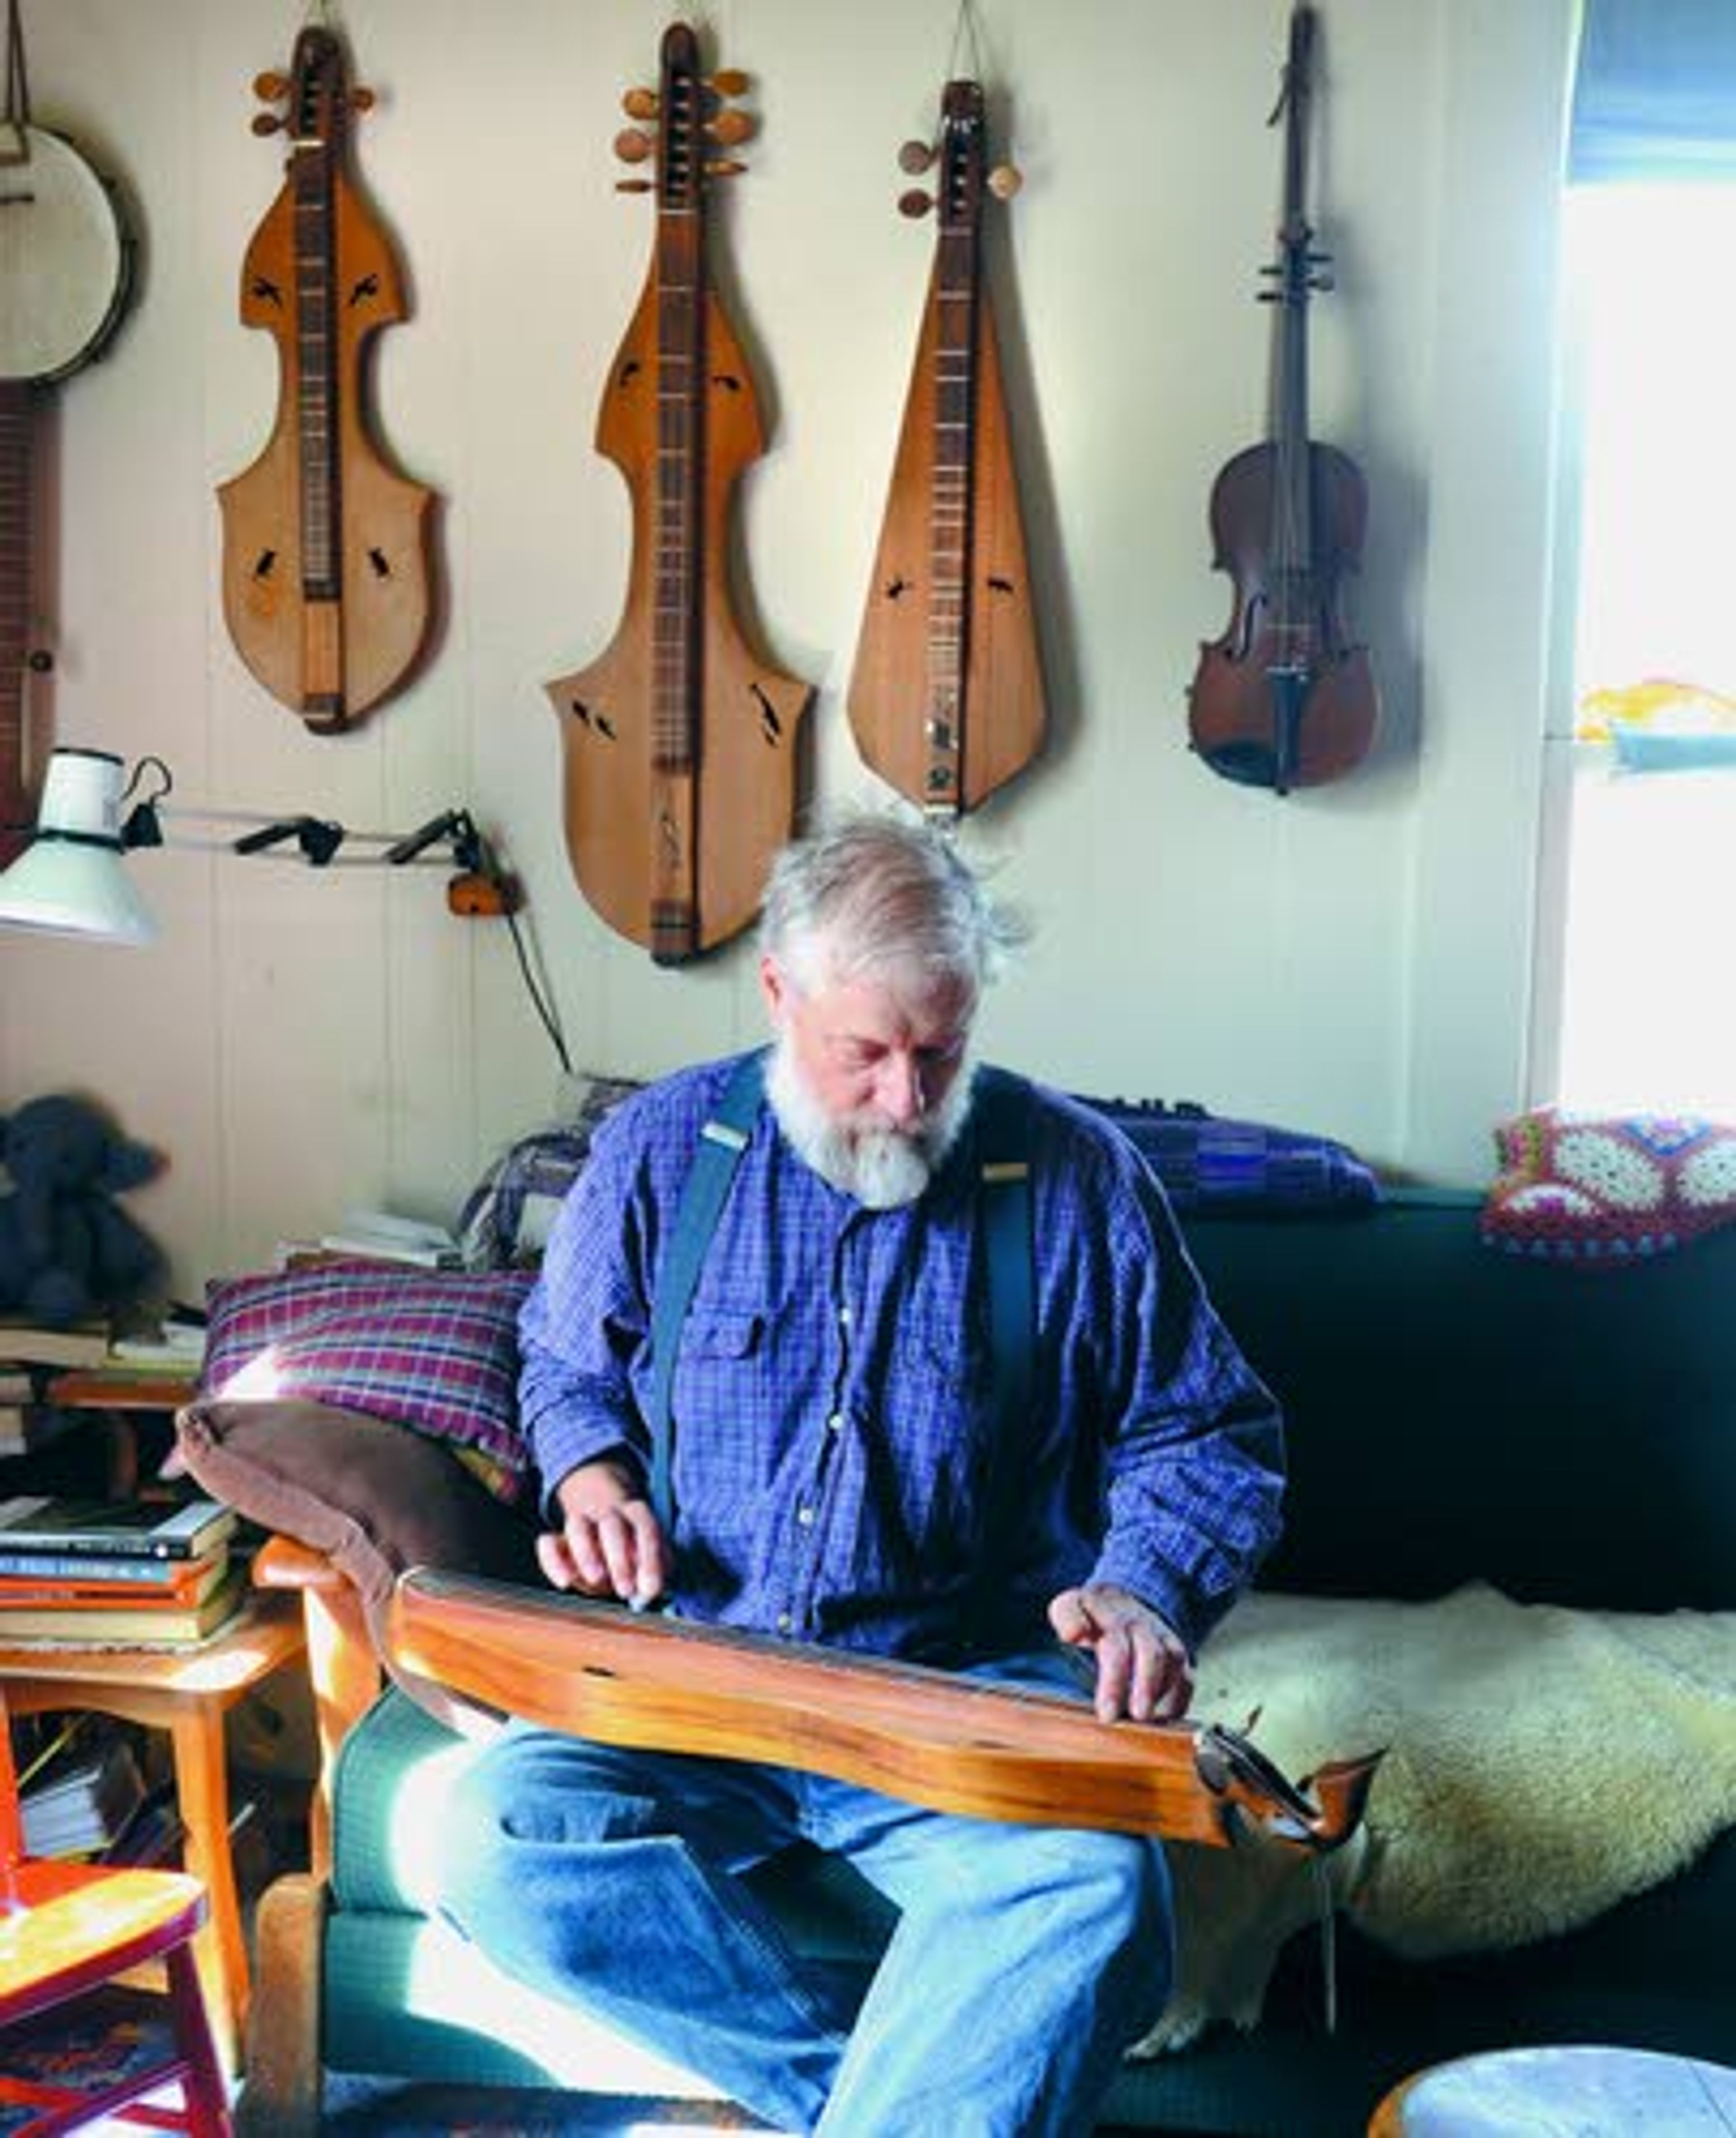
[{"xmin": 1269, "ymin": 6, "xmax": 1317, "ymax": 602}]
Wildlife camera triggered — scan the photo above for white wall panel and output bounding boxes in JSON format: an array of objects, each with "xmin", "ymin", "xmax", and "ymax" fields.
[{"xmin": 1, "ymin": 0, "xmax": 1575, "ymax": 1297}]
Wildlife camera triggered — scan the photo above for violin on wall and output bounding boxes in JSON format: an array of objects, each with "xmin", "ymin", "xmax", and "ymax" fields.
[
  {"xmin": 1188, "ymin": 5, "xmax": 1377, "ymax": 795},
  {"xmin": 848, "ymin": 79, "xmax": 1045, "ymax": 819},
  {"xmin": 217, "ymin": 27, "xmax": 434, "ymax": 732},
  {"xmin": 546, "ymin": 23, "xmax": 812, "ymax": 967}
]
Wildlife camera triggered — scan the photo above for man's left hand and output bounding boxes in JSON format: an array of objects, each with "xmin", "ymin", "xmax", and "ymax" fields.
[{"xmin": 1048, "ymin": 1583, "xmax": 1193, "ymax": 1723}]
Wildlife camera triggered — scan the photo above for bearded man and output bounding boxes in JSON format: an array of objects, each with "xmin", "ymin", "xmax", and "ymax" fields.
[{"xmin": 442, "ymin": 815, "xmax": 1285, "ymax": 2137}]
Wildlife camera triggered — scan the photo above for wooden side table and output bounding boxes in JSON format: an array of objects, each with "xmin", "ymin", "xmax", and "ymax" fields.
[
  {"xmin": 1370, "ymin": 2044, "xmax": 1736, "ymax": 2134},
  {"xmin": 0, "ymin": 1597, "xmax": 307, "ymax": 2077}
]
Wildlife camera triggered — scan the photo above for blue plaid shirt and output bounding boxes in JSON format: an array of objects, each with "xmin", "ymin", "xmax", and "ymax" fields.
[{"xmin": 519, "ymin": 1055, "xmax": 1284, "ymax": 1662}]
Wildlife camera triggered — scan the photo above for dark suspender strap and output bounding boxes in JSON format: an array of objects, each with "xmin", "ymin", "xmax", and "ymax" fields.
[
  {"xmin": 646, "ymin": 1050, "xmax": 767, "ymax": 1531},
  {"xmin": 974, "ymin": 1068, "xmax": 1035, "ymax": 1631}
]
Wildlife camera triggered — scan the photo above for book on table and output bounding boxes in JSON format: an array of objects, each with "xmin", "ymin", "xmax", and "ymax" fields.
[
  {"xmin": 0, "ymin": 1494, "xmax": 237, "ymax": 1561},
  {"xmin": 0, "ymin": 1562, "xmax": 246, "ymax": 1644},
  {"xmin": 0, "ymin": 1538, "xmax": 231, "ymax": 1585},
  {"xmin": 0, "ymin": 1316, "xmax": 113, "ymax": 1369},
  {"xmin": 0, "ymin": 1546, "xmax": 231, "ymax": 1610}
]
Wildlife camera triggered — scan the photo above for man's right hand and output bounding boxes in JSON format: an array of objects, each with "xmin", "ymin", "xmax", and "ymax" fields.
[{"xmin": 538, "ymin": 1458, "xmax": 668, "ymax": 1609}]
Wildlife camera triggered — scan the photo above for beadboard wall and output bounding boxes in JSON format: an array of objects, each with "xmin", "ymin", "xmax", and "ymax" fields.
[{"xmin": 0, "ymin": 0, "xmax": 1575, "ymax": 1299}]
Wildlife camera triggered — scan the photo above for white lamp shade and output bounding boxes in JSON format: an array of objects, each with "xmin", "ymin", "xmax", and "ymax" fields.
[{"xmin": 0, "ymin": 749, "xmax": 159, "ymax": 946}]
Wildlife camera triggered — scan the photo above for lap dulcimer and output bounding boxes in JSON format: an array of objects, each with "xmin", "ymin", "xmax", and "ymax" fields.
[{"xmin": 385, "ymin": 1569, "xmax": 1379, "ymax": 1854}]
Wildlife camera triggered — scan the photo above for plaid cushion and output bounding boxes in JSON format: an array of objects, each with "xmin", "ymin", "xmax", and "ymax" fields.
[{"xmin": 198, "ymin": 1263, "xmax": 535, "ymax": 1499}]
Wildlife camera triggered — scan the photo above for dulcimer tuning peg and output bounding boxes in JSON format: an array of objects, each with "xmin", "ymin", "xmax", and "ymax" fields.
[
  {"xmin": 987, "ymin": 163, "xmax": 1023, "ymax": 200},
  {"xmin": 708, "ymin": 68, "xmax": 750, "ymax": 97},
  {"xmin": 252, "ymin": 70, "xmax": 289, "ymax": 102},
  {"xmin": 350, "ymin": 86, "xmax": 376, "ymax": 115},
  {"xmin": 250, "ymin": 112, "xmax": 285, "ymax": 137},
  {"xmin": 707, "ymin": 159, "xmax": 748, "ymax": 180},
  {"xmin": 899, "ymin": 187, "xmax": 935, "ymax": 219},
  {"xmin": 898, "ymin": 138, "xmax": 935, "ymax": 174},
  {"xmin": 706, "ymin": 109, "xmax": 756, "ymax": 147},
  {"xmin": 613, "ymin": 127, "xmax": 655, "ymax": 165},
  {"xmin": 622, "ymin": 86, "xmax": 659, "ymax": 120},
  {"xmin": 615, "ymin": 178, "xmax": 654, "ymax": 194}
]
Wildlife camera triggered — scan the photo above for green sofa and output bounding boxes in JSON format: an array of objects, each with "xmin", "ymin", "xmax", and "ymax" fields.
[{"xmin": 236, "ymin": 1191, "xmax": 1736, "ymax": 2134}]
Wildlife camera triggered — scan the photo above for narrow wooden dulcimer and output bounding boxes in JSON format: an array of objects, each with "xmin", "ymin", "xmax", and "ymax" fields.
[
  {"xmin": 386, "ymin": 1569, "xmax": 1380, "ymax": 1853},
  {"xmin": 545, "ymin": 23, "xmax": 811, "ymax": 965},
  {"xmin": 217, "ymin": 27, "xmax": 434, "ymax": 730},
  {"xmin": 848, "ymin": 80, "xmax": 1046, "ymax": 819}
]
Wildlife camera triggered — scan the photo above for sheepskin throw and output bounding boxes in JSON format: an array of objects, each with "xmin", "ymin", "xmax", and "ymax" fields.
[{"xmin": 1137, "ymin": 1584, "xmax": 1736, "ymax": 2055}]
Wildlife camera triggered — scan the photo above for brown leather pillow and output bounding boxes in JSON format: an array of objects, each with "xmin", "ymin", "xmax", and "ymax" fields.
[{"xmin": 175, "ymin": 1395, "xmax": 541, "ymax": 1735}]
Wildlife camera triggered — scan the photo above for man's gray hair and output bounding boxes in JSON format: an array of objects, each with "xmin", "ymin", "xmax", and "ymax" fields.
[{"xmin": 759, "ymin": 814, "xmax": 1028, "ymax": 997}]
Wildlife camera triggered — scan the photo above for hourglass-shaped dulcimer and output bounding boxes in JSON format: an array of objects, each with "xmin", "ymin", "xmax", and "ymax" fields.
[
  {"xmin": 849, "ymin": 80, "xmax": 1046, "ymax": 820},
  {"xmin": 545, "ymin": 22, "xmax": 812, "ymax": 966},
  {"xmin": 217, "ymin": 26, "xmax": 435, "ymax": 730}
]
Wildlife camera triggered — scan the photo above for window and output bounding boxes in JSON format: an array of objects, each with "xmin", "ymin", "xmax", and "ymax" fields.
[
  {"xmin": 1543, "ymin": 3, "xmax": 1736, "ymax": 1119},
  {"xmin": 1549, "ymin": 181, "xmax": 1736, "ymax": 1117}
]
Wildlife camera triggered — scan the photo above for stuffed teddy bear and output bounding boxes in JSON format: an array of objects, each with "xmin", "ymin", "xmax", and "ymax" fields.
[{"xmin": 0, "ymin": 1093, "xmax": 165, "ymax": 1329}]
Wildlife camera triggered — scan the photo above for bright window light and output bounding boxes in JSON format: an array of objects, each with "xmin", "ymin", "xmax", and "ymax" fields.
[{"xmin": 1552, "ymin": 181, "xmax": 1736, "ymax": 1119}]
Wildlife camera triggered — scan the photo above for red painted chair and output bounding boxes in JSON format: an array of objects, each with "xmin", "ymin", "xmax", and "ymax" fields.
[{"xmin": 0, "ymin": 1685, "xmax": 232, "ymax": 2135}]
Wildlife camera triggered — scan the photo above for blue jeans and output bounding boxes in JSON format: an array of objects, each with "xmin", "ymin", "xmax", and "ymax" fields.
[{"xmin": 439, "ymin": 1649, "xmax": 1173, "ymax": 2137}]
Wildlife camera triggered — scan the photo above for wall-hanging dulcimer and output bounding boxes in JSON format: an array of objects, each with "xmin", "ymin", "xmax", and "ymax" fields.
[
  {"xmin": 217, "ymin": 24, "xmax": 434, "ymax": 732},
  {"xmin": 0, "ymin": 0, "xmax": 134, "ymax": 860},
  {"xmin": 1188, "ymin": 5, "xmax": 1378, "ymax": 796},
  {"xmin": 848, "ymin": 80, "xmax": 1045, "ymax": 819},
  {"xmin": 546, "ymin": 23, "xmax": 811, "ymax": 967}
]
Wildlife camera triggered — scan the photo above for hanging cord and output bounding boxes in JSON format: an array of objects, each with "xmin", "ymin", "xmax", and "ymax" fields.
[
  {"xmin": 3, "ymin": 0, "xmax": 31, "ymax": 162},
  {"xmin": 473, "ymin": 825, "xmax": 573, "ymax": 1079},
  {"xmin": 115, "ymin": 766, "xmax": 574, "ymax": 1079},
  {"xmin": 944, "ymin": 0, "xmax": 987, "ymax": 83}
]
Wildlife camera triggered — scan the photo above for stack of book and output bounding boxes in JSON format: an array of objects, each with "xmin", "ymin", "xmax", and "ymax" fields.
[
  {"xmin": 0, "ymin": 1494, "xmax": 243, "ymax": 1646},
  {"xmin": 0, "ymin": 1317, "xmax": 112, "ymax": 1458},
  {"xmin": 275, "ymin": 1207, "xmax": 463, "ymax": 1273},
  {"xmin": 16, "ymin": 1714, "xmax": 149, "ymax": 1856}
]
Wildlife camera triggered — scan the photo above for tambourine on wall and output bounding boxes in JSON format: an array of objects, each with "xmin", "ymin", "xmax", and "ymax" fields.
[{"xmin": 0, "ymin": 0, "xmax": 136, "ymax": 867}]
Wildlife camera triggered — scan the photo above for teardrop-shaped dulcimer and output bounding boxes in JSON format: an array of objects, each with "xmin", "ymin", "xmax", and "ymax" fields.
[
  {"xmin": 849, "ymin": 80, "xmax": 1045, "ymax": 819},
  {"xmin": 217, "ymin": 27, "xmax": 434, "ymax": 731},
  {"xmin": 545, "ymin": 23, "xmax": 812, "ymax": 966}
]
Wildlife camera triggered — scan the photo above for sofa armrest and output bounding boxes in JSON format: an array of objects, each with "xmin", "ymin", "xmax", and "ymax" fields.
[
  {"xmin": 252, "ymin": 1535, "xmax": 383, "ymax": 1878},
  {"xmin": 236, "ymin": 1870, "xmax": 329, "ymax": 2135}
]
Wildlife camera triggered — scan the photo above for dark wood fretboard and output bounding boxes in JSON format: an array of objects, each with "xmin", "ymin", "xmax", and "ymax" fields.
[
  {"xmin": 0, "ymin": 381, "xmax": 36, "ymax": 862},
  {"xmin": 649, "ymin": 29, "xmax": 706, "ymax": 966}
]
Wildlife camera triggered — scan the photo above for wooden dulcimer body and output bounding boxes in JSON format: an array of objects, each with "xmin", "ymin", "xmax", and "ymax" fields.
[
  {"xmin": 849, "ymin": 80, "xmax": 1045, "ymax": 819},
  {"xmin": 217, "ymin": 27, "xmax": 434, "ymax": 730},
  {"xmin": 387, "ymin": 1568, "xmax": 1380, "ymax": 1854},
  {"xmin": 546, "ymin": 24, "xmax": 811, "ymax": 966}
]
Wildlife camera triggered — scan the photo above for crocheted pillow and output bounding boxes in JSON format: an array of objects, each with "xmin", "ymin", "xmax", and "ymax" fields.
[
  {"xmin": 198, "ymin": 1263, "xmax": 536, "ymax": 1499},
  {"xmin": 1480, "ymin": 1109, "xmax": 1736, "ymax": 1261}
]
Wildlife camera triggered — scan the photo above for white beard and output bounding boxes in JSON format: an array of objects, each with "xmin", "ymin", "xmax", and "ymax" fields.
[{"xmin": 765, "ymin": 1039, "xmax": 975, "ymax": 1209}]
